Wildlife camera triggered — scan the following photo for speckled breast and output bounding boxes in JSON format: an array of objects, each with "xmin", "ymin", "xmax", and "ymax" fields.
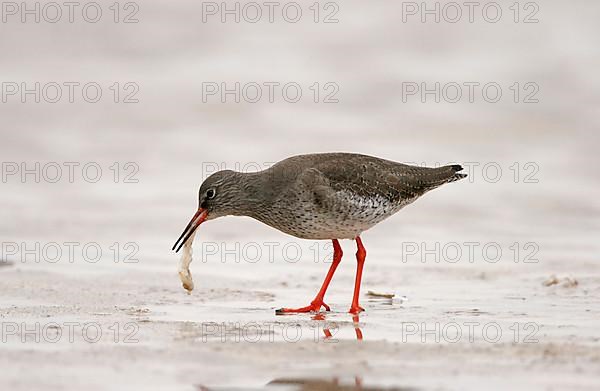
[{"xmin": 256, "ymin": 190, "xmax": 418, "ymax": 240}]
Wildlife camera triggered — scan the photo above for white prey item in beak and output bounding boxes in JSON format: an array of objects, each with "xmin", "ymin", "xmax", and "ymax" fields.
[{"xmin": 178, "ymin": 230, "xmax": 196, "ymax": 293}]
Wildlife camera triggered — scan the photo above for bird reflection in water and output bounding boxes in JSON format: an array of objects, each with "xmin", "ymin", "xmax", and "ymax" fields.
[
  {"xmin": 198, "ymin": 379, "xmax": 415, "ymax": 390},
  {"xmin": 267, "ymin": 377, "xmax": 416, "ymax": 390},
  {"xmin": 195, "ymin": 314, "xmax": 418, "ymax": 391},
  {"xmin": 311, "ymin": 313, "xmax": 363, "ymax": 341}
]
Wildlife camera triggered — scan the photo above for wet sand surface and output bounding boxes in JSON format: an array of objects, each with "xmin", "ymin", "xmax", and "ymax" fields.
[
  {"xmin": 1, "ymin": 0, "xmax": 600, "ymax": 390},
  {"xmin": 2, "ymin": 259, "xmax": 600, "ymax": 390}
]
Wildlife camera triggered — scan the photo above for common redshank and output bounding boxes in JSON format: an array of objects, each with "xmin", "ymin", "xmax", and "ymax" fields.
[{"xmin": 172, "ymin": 153, "xmax": 466, "ymax": 314}]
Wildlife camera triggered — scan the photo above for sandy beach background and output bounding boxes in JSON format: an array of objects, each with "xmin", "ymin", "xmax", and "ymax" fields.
[{"xmin": 1, "ymin": 0, "xmax": 599, "ymax": 389}]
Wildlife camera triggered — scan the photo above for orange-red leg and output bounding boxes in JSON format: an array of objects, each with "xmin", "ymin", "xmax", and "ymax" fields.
[
  {"xmin": 352, "ymin": 314, "xmax": 363, "ymax": 340},
  {"xmin": 276, "ymin": 239, "xmax": 343, "ymax": 314},
  {"xmin": 349, "ymin": 236, "xmax": 366, "ymax": 314}
]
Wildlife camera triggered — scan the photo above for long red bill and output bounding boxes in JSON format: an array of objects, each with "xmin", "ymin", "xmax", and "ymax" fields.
[{"xmin": 172, "ymin": 208, "xmax": 208, "ymax": 253}]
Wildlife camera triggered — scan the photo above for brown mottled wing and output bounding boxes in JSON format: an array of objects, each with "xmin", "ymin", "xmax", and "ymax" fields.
[
  {"xmin": 274, "ymin": 153, "xmax": 465, "ymax": 213},
  {"xmin": 307, "ymin": 155, "xmax": 465, "ymax": 204},
  {"xmin": 293, "ymin": 167, "xmax": 337, "ymax": 210}
]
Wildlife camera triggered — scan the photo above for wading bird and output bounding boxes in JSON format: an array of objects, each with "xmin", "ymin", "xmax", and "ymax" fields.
[{"xmin": 173, "ymin": 153, "xmax": 466, "ymax": 314}]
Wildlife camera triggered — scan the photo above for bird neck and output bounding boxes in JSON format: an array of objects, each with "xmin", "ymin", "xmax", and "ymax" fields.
[{"xmin": 231, "ymin": 171, "xmax": 275, "ymax": 218}]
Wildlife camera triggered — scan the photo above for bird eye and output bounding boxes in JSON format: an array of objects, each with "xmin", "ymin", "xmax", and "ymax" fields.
[{"xmin": 206, "ymin": 188, "xmax": 216, "ymax": 199}]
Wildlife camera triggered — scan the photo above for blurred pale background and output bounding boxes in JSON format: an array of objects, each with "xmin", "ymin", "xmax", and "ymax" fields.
[{"xmin": 1, "ymin": 0, "xmax": 598, "ymax": 271}]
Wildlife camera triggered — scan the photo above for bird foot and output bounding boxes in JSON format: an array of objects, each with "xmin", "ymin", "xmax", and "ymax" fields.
[
  {"xmin": 348, "ymin": 304, "xmax": 365, "ymax": 314},
  {"xmin": 276, "ymin": 299, "xmax": 330, "ymax": 315}
]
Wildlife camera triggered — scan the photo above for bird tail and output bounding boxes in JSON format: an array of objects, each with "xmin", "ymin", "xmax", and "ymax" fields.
[
  {"xmin": 425, "ymin": 164, "xmax": 467, "ymax": 187},
  {"xmin": 445, "ymin": 164, "xmax": 467, "ymax": 183}
]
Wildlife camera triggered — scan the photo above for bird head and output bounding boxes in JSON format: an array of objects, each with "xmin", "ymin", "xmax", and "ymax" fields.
[{"xmin": 172, "ymin": 170, "xmax": 241, "ymax": 252}]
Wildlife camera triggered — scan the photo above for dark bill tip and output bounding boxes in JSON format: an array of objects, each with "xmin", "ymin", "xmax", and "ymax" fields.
[{"xmin": 172, "ymin": 209, "xmax": 208, "ymax": 253}]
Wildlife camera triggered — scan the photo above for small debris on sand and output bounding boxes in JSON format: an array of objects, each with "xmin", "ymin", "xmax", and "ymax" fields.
[
  {"xmin": 562, "ymin": 277, "xmax": 579, "ymax": 288},
  {"xmin": 542, "ymin": 275, "xmax": 560, "ymax": 286},
  {"xmin": 367, "ymin": 291, "xmax": 395, "ymax": 299},
  {"xmin": 542, "ymin": 275, "xmax": 578, "ymax": 288}
]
